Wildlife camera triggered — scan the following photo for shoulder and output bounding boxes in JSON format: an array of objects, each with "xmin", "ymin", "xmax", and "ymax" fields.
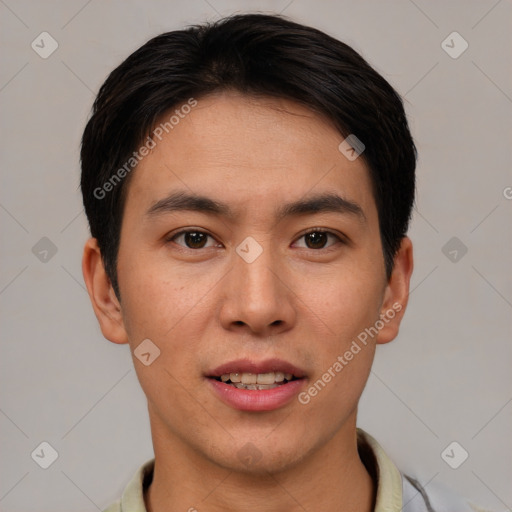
[
  {"xmin": 357, "ymin": 428, "xmax": 495, "ymax": 512},
  {"xmin": 402, "ymin": 473, "xmax": 493, "ymax": 512}
]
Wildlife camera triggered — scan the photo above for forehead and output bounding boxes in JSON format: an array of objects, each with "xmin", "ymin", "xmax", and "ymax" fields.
[{"xmin": 124, "ymin": 92, "xmax": 376, "ymax": 221}]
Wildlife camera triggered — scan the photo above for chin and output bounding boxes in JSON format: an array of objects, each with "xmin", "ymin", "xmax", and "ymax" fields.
[{"xmin": 204, "ymin": 433, "xmax": 314, "ymax": 476}]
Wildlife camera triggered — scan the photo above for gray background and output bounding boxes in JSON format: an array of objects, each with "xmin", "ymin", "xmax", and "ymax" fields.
[{"xmin": 1, "ymin": 0, "xmax": 511, "ymax": 511}]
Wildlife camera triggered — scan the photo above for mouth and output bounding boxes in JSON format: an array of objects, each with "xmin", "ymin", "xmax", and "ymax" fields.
[{"xmin": 206, "ymin": 359, "xmax": 306, "ymax": 412}]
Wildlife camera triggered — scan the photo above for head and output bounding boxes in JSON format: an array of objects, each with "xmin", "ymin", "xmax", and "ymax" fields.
[{"xmin": 81, "ymin": 13, "xmax": 415, "ymax": 474}]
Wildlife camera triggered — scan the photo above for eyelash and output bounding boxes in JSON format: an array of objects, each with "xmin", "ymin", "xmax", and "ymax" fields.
[{"xmin": 166, "ymin": 228, "xmax": 345, "ymax": 250}]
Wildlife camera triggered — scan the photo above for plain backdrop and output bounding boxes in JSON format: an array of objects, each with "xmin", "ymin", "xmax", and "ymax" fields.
[{"xmin": 0, "ymin": 1, "xmax": 511, "ymax": 511}]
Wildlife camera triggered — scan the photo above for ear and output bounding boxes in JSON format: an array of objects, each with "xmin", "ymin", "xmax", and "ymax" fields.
[
  {"xmin": 82, "ymin": 237, "xmax": 129, "ymax": 344},
  {"xmin": 376, "ymin": 236, "xmax": 414, "ymax": 345}
]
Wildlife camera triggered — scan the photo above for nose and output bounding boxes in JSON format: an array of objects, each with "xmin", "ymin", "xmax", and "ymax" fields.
[{"xmin": 218, "ymin": 244, "xmax": 296, "ymax": 337}]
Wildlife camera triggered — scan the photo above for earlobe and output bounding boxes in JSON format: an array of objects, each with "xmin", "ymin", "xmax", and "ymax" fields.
[
  {"xmin": 376, "ymin": 236, "xmax": 414, "ymax": 345},
  {"xmin": 82, "ymin": 238, "xmax": 129, "ymax": 345}
]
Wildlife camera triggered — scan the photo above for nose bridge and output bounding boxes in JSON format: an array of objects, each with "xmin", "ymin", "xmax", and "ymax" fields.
[
  {"xmin": 219, "ymin": 237, "xmax": 295, "ymax": 333},
  {"xmin": 235, "ymin": 238, "xmax": 281, "ymax": 305}
]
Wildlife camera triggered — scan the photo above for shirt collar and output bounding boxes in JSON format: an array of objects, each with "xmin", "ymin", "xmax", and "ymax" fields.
[{"xmin": 357, "ymin": 429, "xmax": 403, "ymax": 511}]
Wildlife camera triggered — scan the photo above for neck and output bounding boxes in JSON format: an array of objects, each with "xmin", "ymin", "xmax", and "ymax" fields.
[{"xmin": 145, "ymin": 414, "xmax": 375, "ymax": 512}]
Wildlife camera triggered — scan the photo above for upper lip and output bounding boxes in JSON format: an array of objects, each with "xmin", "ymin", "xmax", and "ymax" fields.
[{"xmin": 207, "ymin": 358, "xmax": 306, "ymax": 378}]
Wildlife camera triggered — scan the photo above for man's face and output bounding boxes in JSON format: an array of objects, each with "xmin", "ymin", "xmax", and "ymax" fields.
[{"xmin": 110, "ymin": 92, "xmax": 400, "ymax": 473}]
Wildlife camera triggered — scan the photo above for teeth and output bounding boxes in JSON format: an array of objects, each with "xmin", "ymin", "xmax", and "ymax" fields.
[
  {"xmin": 256, "ymin": 373, "xmax": 275, "ymax": 384},
  {"xmin": 241, "ymin": 373, "xmax": 257, "ymax": 385},
  {"xmin": 218, "ymin": 371, "xmax": 296, "ymax": 385}
]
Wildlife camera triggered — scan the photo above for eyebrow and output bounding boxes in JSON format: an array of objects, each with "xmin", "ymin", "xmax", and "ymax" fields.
[{"xmin": 145, "ymin": 190, "xmax": 366, "ymax": 223}]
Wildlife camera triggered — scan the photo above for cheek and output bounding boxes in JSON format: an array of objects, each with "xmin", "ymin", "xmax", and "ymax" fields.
[
  {"xmin": 117, "ymin": 255, "xmax": 232, "ymax": 394},
  {"xmin": 119, "ymin": 267, "xmax": 211, "ymax": 414},
  {"xmin": 296, "ymin": 266, "xmax": 383, "ymax": 400},
  {"xmin": 300, "ymin": 264, "xmax": 383, "ymax": 341},
  {"xmin": 119, "ymin": 250, "xmax": 210, "ymax": 339}
]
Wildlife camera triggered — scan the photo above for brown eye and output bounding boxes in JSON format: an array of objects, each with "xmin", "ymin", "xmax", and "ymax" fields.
[
  {"xmin": 294, "ymin": 230, "xmax": 341, "ymax": 250},
  {"xmin": 304, "ymin": 231, "xmax": 329, "ymax": 249},
  {"xmin": 168, "ymin": 230, "xmax": 218, "ymax": 249},
  {"xmin": 183, "ymin": 231, "xmax": 207, "ymax": 248}
]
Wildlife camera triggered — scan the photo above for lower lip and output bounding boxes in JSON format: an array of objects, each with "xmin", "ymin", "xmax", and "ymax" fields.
[{"xmin": 207, "ymin": 378, "xmax": 305, "ymax": 412}]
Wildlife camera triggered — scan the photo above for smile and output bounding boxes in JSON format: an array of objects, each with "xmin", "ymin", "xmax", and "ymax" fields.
[{"xmin": 206, "ymin": 359, "xmax": 306, "ymax": 411}]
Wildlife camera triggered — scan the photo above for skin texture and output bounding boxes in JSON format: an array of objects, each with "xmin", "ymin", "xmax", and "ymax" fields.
[{"xmin": 82, "ymin": 92, "xmax": 413, "ymax": 512}]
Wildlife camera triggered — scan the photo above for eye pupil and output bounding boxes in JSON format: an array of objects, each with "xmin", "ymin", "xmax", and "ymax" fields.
[
  {"xmin": 305, "ymin": 232, "xmax": 327, "ymax": 249},
  {"xmin": 185, "ymin": 232, "xmax": 207, "ymax": 248}
]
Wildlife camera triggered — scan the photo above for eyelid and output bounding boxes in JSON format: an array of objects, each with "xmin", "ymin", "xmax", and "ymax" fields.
[
  {"xmin": 165, "ymin": 227, "xmax": 211, "ymax": 240},
  {"xmin": 297, "ymin": 227, "xmax": 344, "ymax": 239}
]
